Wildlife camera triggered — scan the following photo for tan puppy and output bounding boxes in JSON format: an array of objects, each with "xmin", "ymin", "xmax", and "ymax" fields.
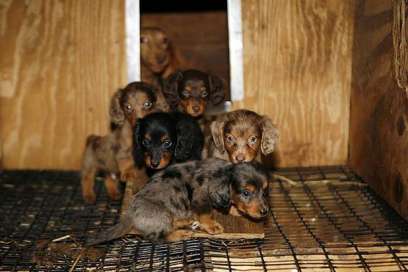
[{"xmin": 140, "ymin": 27, "xmax": 181, "ymax": 112}]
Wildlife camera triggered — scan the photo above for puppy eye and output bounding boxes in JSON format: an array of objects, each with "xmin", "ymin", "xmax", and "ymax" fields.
[
  {"xmin": 143, "ymin": 101, "xmax": 152, "ymax": 109},
  {"xmin": 162, "ymin": 140, "xmax": 172, "ymax": 148},
  {"xmin": 142, "ymin": 139, "xmax": 151, "ymax": 146},
  {"xmin": 248, "ymin": 136, "xmax": 258, "ymax": 144},
  {"xmin": 140, "ymin": 36, "xmax": 148, "ymax": 43},
  {"xmin": 225, "ymin": 134, "xmax": 235, "ymax": 144},
  {"xmin": 201, "ymin": 91, "xmax": 208, "ymax": 98},
  {"xmin": 242, "ymin": 190, "xmax": 251, "ymax": 198},
  {"xmin": 182, "ymin": 90, "xmax": 190, "ymax": 98},
  {"xmin": 125, "ymin": 104, "xmax": 133, "ymax": 112}
]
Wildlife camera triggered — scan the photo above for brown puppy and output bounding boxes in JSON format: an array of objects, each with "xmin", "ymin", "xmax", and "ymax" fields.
[
  {"xmin": 203, "ymin": 109, "xmax": 279, "ymax": 163},
  {"xmin": 81, "ymin": 82, "xmax": 158, "ymax": 204},
  {"xmin": 164, "ymin": 69, "xmax": 225, "ymax": 117},
  {"xmin": 86, "ymin": 158, "xmax": 270, "ymax": 244},
  {"xmin": 140, "ymin": 27, "xmax": 180, "ymax": 112}
]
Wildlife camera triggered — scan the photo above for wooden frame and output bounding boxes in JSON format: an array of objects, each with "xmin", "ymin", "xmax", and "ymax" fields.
[{"xmin": 127, "ymin": 0, "xmax": 245, "ymax": 101}]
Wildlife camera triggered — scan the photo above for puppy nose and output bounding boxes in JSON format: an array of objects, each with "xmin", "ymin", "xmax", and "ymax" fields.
[
  {"xmin": 235, "ymin": 154, "xmax": 245, "ymax": 162},
  {"xmin": 260, "ymin": 208, "xmax": 269, "ymax": 217},
  {"xmin": 192, "ymin": 105, "xmax": 200, "ymax": 113},
  {"xmin": 150, "ymin": 161, "xmax": 160, "ymax": 168},
  {"xmin": 157, "ymin": 55, "xmax": 166, "ymax": 64}
]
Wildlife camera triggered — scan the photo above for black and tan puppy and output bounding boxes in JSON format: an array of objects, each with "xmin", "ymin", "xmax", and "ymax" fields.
[
  {"xmin": 81, "ymin": 82, "xmax": 158, "ymax": 204},
  {"xmin": 133, "ymin": 111, "xmax": 204, "ymax": 177},
  {"xmin": 163, "ymin": 69, "xmax": 225, "ymax": 117},
  {"xmin": 87, "ymin": 158, "xmax": 270, "ymax": 244}
]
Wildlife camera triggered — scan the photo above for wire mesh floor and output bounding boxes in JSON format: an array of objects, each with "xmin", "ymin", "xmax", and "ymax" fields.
[{"xmin": 1, "ymin": 167, "xmax": 408, "ymax": 271}]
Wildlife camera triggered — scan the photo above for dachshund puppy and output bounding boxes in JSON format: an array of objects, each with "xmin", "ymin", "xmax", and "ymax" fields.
[
  {"xmin": 141, "ymin": 27, "xmax": 179, "ymax": 80},
  {"xmin": 87, "ymin": 158, "xmax": 270, "ymax": 244},
  {"xmin": 133, "ymin": 112, "xmax": 203, "ymax": 177},
  {"xmin": 81, "ymin": 82, "xmax": 157, "ymax": 204},
  {"xmin": 203, "ymin": 110, "xmax": 279, "ymax": 216},
  {"xmin": 140, "ymin": 27, "xmax": 180, "ymax": 112},
  {"xmin": 163, "ymin": 69, "xmax": 225, "ymax": 117},
  {"xmin": 203, "ymin": 109, "xmax": 279, "ymax": 163}
]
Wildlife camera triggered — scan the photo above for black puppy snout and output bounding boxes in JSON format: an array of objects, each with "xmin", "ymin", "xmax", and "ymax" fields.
[{"xmin": 150, "ymin": 161, "xmax": 160, "ymax": 168}]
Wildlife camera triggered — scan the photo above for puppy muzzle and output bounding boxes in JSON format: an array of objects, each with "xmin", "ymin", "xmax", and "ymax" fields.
[{"xmin": 149, "ymin": 151, "xmax": 162, "ymax": 169}]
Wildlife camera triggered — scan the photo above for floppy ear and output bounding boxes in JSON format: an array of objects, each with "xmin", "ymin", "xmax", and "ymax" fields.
[
  {"xmin": 163, "ymin": 71, "xmax": 183, "ymax": 109},
  {"xmin": 132, "ymin": 119, "xmax": 145, "ymax": 168},
  {"xmin": 211, "ymin": 184, "xmax": 231, "ymax": 211},
  {"xmin": 174, "ymin": 116, "xmax": 197, "ymax": 161},
  {"xmin": 210, "ymin": 120, "xmax": 226, "ymax": 153},
  {"xmin": 209, "ymin": 165, "xmax": 233, "ymax": 210},
  {"xmin": 208, "ymin": 74, "xmax": 225, "ymax": 105},
  {"xmin": 109, "ymin": 89, "xmax": 125, "ymax": 127},
  {"xmin": 260, "ymin": 115, "xmax": 279, "ymax": 155}
]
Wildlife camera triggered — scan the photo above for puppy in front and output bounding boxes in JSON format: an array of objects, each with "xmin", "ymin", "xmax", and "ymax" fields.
[
  {"xmin": 203, "ymin": 109, "xmax": 279, "ymax": 164},
  {"xmin": 87, "ymin": 158, "xmax": 270, "ymax": 244},
  {"xmin": 133, "ymin": 111, "xmax": 203, "ymax": 177},
  {"xmin": 81, "ymin": 82, "xmax": 158, "ymax": 204},
  {"xmin": 163, "ymin": 69, "xmax": 225, "ymax": 117}
]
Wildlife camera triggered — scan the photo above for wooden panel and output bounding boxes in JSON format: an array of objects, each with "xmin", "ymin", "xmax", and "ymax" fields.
[
  {"xmin": 236, "ymin": 0, "xmax": 355, "ymax": 167},
  {"xmin": 0, "ymin": 0, "xmax": 126, "ymax": 169},
  {"xmin": 141, "ymin": 11, "xmax": 230, "ymax": 98},
  {"xmin": 349, "ymin": 0, "xmax": 408, "ymax": 219}
]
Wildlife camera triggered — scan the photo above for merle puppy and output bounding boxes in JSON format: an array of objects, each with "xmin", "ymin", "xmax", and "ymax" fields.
[
  {"xmin": 87, "ymin": 158, "xmax": 270, "ymax": 244},
  {"xmin": 133, "ymin": 111, "xmax": 204, "ymax": 177}
]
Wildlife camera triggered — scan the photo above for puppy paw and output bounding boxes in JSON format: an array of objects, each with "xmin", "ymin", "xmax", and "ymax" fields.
[
  {"xmin": 107, "ymin": 190, "xmax": 121, "ymax": 201},
  {"xmin": 120, "ymin": 169, "xmax": 137, "ymax": 182},
  {"xmin": 200, "ymin": 220, "xmax": 224, "ymax": 235},
  {"xmin": 83, "ymin": 192, "xmax": 96, "ymax": 204},
  {"xmin": 166, "ymin": 230, "xmax": 194, "ymax": 242},
  {"xmin": 229, "ymin": 206, "xmax": 242, "ymax": 217}
]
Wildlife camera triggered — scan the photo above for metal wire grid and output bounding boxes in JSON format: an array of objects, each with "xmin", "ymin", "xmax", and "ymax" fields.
[{"xmin": 0, "ymin": 167, "xmax": 408, "ymax": 271}]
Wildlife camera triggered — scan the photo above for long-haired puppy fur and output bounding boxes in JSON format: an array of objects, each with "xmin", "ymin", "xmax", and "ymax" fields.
[
  {"xmin": 140, "ymin": 27, "xmax": 181, "ymax": 112},
  {"xmin": 87, "ymin": 158, "xmax": 270, "ymax": 244},
  {"xmin": 163, "ymin": 69, "xmax": 225, "ymax": 117},
  {"xmin": 81, "ymin": 82, "xmax": 158, "ymax": 204},
  {"xmin": 203, "ymin": 109, "xmax": 279, "ymax": 164},
  {"xmin": 133, "ymin": 111, "xmax": 203, "ymax": 177}
]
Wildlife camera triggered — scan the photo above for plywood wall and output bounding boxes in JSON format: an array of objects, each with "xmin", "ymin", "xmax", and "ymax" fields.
[
  {"xmin": 235, "ymin": 0, "xmax": 355, "ymax": 166},
  {"xmin": 0, "ymin": 0, "xmax": 126, "ymax": 169},
  {"xmin": 349, "ymin": 0, "xmax": 408, "ymax": 220}
]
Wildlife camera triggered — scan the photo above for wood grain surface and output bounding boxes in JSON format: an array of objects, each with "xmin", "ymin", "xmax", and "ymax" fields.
[
  {"xmin": 349, "ymin": 0, "xmax": 408, "ymax": 219},
  {"xmin": 0, "ymin": 0, "xmax": 126, "ymax": 169},
  {"xmin": 235, "ymin": 0, "xmax": 356, "ymax": 167}
]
